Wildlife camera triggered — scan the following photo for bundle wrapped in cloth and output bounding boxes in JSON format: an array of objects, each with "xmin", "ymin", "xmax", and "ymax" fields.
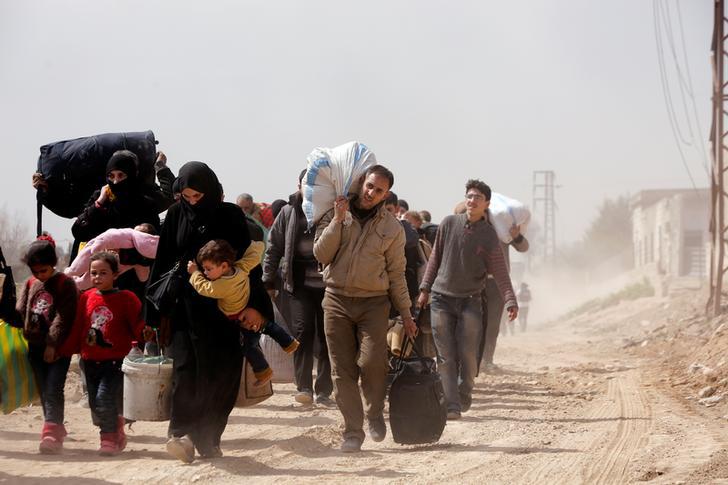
[
  {"xmin": 302, "ymin": 141, "xmax": 377, "ymax": 229},
  {"xmin": 488, "ymin": 192, "xmax": 531, "ymax": 244}
]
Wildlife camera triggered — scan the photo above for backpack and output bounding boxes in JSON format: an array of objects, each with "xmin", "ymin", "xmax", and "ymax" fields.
[
  {"xmin": 388, "ymin": 337, "xmax": 447, "ymax": 444},
  {"xmin": 36, "ymin": 131, "xmax": 158, "ymax": 219}
]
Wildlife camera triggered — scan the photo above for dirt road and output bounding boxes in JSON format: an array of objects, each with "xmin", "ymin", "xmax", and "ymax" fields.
[{"xmin": 1, "ymin": 292, "xmax": 726, "ymax": 484}]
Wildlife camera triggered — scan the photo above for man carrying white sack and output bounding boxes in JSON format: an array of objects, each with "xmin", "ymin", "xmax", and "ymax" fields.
[
  {"xmin": 479, "ymin": 194, "xmax": 529, "ymax": 372},
  {"xmin": 419, "ymin": 180, "xmax": 518, "ymax": 420},
  {"xmin": 314, "ymin": 164, "xmax": 416, "ymax": 453}
]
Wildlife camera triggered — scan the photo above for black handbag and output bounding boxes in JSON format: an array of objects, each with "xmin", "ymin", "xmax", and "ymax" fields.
[
  {"xmin": 0, "ymin": 246, "xmax": 18, "ymax": 324},
  {"xmin": 388, "ymin": 336, "xmax": 447, "ymax": 445},
  {"xmin": 145, "ymin": 261, "xmax": 185, "ymax": 315}
]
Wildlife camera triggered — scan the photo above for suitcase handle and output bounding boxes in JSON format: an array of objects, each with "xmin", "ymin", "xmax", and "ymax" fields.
[{"xmin": 392, "ymin": 336, "xmax": 432, "ymax": 374}]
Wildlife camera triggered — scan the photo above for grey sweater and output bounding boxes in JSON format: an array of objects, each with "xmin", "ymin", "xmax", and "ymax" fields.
[{"xmin": 420, "ymin": 214, "xmax": 517, "ymax": 309}]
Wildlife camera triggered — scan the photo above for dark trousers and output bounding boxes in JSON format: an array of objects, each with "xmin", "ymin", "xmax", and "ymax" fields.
[
  {"xmin": 477, "ymin": 279, "xmax": 505, "ymax": 368},
  {"xmin": 240, "ymin": 319, "xmax": 295, "ymax": 373},
  {"xmin": 168, "ymin": 321, "xmax": 243, "ymax": 454},
  {"xmin": 28, "ymin": 345, "xmax": 70, "ymax": 425},
  {"xmin": 240, "ymin": 329, "xmax": 267, "ymax": 373},
  {"xmin": 262, "ymin": 320, "xmax": 295, "ymax": 348},
  {"xmin": 289, "ymin": 286, "xmax": 332, "ymax": 396},
  {"xmin": 83, "ymin": 359, "xmax": 123, "ymax": 433}
]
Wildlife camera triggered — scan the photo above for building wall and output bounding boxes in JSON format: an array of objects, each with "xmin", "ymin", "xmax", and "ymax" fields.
[{"xmin": 632, "ymin": 190, "xmax": 709, "ymax": 280}]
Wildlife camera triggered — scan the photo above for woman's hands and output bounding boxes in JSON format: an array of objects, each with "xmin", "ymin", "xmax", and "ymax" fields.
[
  {"xmin": 96, "ymin": 185, "xmax": 111, "ymax": 206},
  {"xmin": 32, "ymin": 173, "xmax": 48, "ymax": 191}
]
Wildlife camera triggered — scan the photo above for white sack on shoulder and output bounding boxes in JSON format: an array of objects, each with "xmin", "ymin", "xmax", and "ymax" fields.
[
  {"xmin": 302, "ymin": 141, "xmax": 377, "ymax": 228},
  {"xmin": 488, "ymin": 192, "xmax": 531, "ymax": 244}
]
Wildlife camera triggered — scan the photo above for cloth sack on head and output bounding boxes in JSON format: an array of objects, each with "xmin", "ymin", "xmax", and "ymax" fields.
[
  {"xmin": 488, "ymin": 192, "xmax": 531, "ymax": 244},
  {"xmin": 302, "ymin": 141, "xmax": 377, "ymax": 229}
]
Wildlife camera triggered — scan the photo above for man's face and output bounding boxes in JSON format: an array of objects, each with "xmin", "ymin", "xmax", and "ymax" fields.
[
  {"xmin": 356, "ymin": 173, "xmax": 390, "ymax": 210},
  {"xmin": 405, "ymin": 214, "xmax": 422, "ymax": 229},
  {"xmin": 237, "ymin": 198, "xmax": 253, "ymax": 214},
  {"xmin": 385, "ymin": 203, "xmax": 398, "ymax": 216},
  {"xmin": 465, "ymin": 189, "xmax": 490, "ymax": 220}
]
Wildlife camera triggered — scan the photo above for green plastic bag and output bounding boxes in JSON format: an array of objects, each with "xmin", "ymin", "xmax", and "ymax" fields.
[{"xmin": 0, "ymin": 321, "xmax": 38, "ymax": 414}]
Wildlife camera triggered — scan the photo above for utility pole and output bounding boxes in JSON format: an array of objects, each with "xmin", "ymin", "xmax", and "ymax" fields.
[
  {"xmin": 709, "ymin": 0, "xmax": 728, "ymax": 316},
  {"xmin": 532, "ymin": 170, "xmax": 556, "ymax": 261}
]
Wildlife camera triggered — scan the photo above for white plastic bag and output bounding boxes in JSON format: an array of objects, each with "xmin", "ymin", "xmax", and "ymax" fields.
[
  {"xmin": 302, "ymin": 141, "xmax": 377, "ymax": 228},
  {"xmin": 488, "ymin": 192, "xmax": 530, "ymax": 244}
]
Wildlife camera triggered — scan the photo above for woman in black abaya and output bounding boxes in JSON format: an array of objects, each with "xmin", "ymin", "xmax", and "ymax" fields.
[{"xmin": 147, "ymin": 162, "xmax": 272, "ymax": 462}]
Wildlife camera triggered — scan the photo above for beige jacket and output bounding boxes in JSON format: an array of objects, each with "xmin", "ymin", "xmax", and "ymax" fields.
[{"xmin": 314, "ymin": 205, "xmax": 412, "ymax": 319}]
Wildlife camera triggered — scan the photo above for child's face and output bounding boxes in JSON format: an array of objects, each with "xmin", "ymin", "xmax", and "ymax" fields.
[
  {"xmin": 30, "ymin": 264, "xmax": 55, "ymax": 283},
  {"xmin": 202, "ymin": 260, "xmax": 230, "ymax": 281},
  {"xmin": 90, "ymin": 260, "xmax": 117, "ymax": 291}
]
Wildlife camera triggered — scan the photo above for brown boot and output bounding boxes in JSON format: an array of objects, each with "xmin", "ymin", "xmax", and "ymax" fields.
[{"xmin": 253, "ymin": 367, "xmax": 273, "ymax": 387}]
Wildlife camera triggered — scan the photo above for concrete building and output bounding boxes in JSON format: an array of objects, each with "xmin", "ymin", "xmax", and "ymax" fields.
[{"xmin": 631, "ymin": 189, "xmax": 710, "ymax": 281}]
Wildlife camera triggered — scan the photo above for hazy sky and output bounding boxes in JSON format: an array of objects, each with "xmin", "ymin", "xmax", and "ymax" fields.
[{"xmin": 0, "ymin": 1, "xmax": 714, "ymax": 250}]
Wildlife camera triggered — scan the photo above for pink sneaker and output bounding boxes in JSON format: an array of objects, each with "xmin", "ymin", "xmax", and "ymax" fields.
[
  {"xmin": 39, "ymin": 422, "xmax": 66, "ymax": 454},
  {"xmin": 99, "ymin": 433, "xmax": 121, "ymax": 456}
]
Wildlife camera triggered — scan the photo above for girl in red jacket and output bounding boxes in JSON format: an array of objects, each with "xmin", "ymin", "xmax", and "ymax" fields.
[
  {"xmin": 14, "ymin": 239, "xmax": 78, "ymax": 454},
  {"xmin": 76, "ymin": 251, "xmax": 149, "ymax": 456}
]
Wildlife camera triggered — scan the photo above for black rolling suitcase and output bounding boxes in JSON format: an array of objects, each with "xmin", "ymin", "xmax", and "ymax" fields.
[{"xmin": 388, "ymin": 337, "xmax": 447, "ymax": 444}]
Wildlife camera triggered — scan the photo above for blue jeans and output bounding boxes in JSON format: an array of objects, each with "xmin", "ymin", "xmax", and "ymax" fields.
[
  {"xmin": 28, "ymin": 344, "xmax": 71, "ymax": 425},
  {"xmin": 430, "ymin": 292, "xmax": 483, "ymax": 413},
  {"xmin": 83, "ymin": 360, "xmax": 123, "ymax": 433},
  {"xmin": 240, "ymin": 320, "xmax": 296, "ymax": 374}
]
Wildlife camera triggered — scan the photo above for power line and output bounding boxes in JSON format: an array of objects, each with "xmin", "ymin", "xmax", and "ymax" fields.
[
  {"xmin": 653, "ymin": 0, "xmax": 705, "ymax": 194},
  {"xmin": 656, "ymin": 0, "xmax": 712, "ymax": 178},
  {"xmin": 674, "ymin": 0, "xmax": 713, "ymax": 175},
  {"xmin": 655, "ymin": 0, "xmax": 693, "ymax": 146},
  {"xmin": 661, "ymin": 1, "xmax": 697, "ymax": 141}
]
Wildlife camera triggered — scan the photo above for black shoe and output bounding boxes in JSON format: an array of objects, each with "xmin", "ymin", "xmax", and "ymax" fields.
[
  {"xmin": 341, "ymin": 436, "xmax": 363, "ymax": 453},
  {"xmin": 199, "ymin": 445, "xmax": 223, "ymax": 459},
  {"xmin": 368, "ymin": 415, "xmax": 386, "ymax": 442},
  {"xmin": 314, "ymin": 393, "xmax": 335, "ymax": 407},
  {"xmin": 447, "ymin": 410, "xmax": 462, "ymax": 420},
  {"xmin": 460, "ymin": 392, "xmax": 472, "ymax": 413}
]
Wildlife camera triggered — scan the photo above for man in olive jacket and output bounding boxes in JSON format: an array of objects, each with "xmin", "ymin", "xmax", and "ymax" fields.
[{"xmin": 314, "ymin": 164, "xmax": 416, "ymax": 453}]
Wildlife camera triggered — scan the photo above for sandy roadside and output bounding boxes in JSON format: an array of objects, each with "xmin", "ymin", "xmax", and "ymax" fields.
[{"xmin": 1, "ymin": 290, "xmax": 726, "ymax": 484}]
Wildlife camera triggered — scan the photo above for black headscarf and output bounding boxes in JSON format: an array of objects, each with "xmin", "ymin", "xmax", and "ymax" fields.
[
  {"xmin": 106, "ymin": 150, "xmax": 139, "ymax": 198},
  {"xmin": 174, "ymin": 161, "xmax": 223, "ymax": 226}
]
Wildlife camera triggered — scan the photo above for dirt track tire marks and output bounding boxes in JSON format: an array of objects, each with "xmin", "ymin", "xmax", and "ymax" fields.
[
  {"xmin": 582, "ymin": 373, "xmax": 651, "ymax": 484},
  {"xmin": 516, "ymin": 371, "xmax": 651, "ymax": 484}
]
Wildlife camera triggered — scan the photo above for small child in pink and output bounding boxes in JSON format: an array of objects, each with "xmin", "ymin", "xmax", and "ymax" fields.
[{"xmin": 65, "ymin": 224, "xmax": 159, "ymax": 290}]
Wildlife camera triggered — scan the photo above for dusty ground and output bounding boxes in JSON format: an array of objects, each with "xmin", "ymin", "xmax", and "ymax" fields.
[{"xmin": 1, "ymin": 289, "xmax": 727, "ymax": 484}]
